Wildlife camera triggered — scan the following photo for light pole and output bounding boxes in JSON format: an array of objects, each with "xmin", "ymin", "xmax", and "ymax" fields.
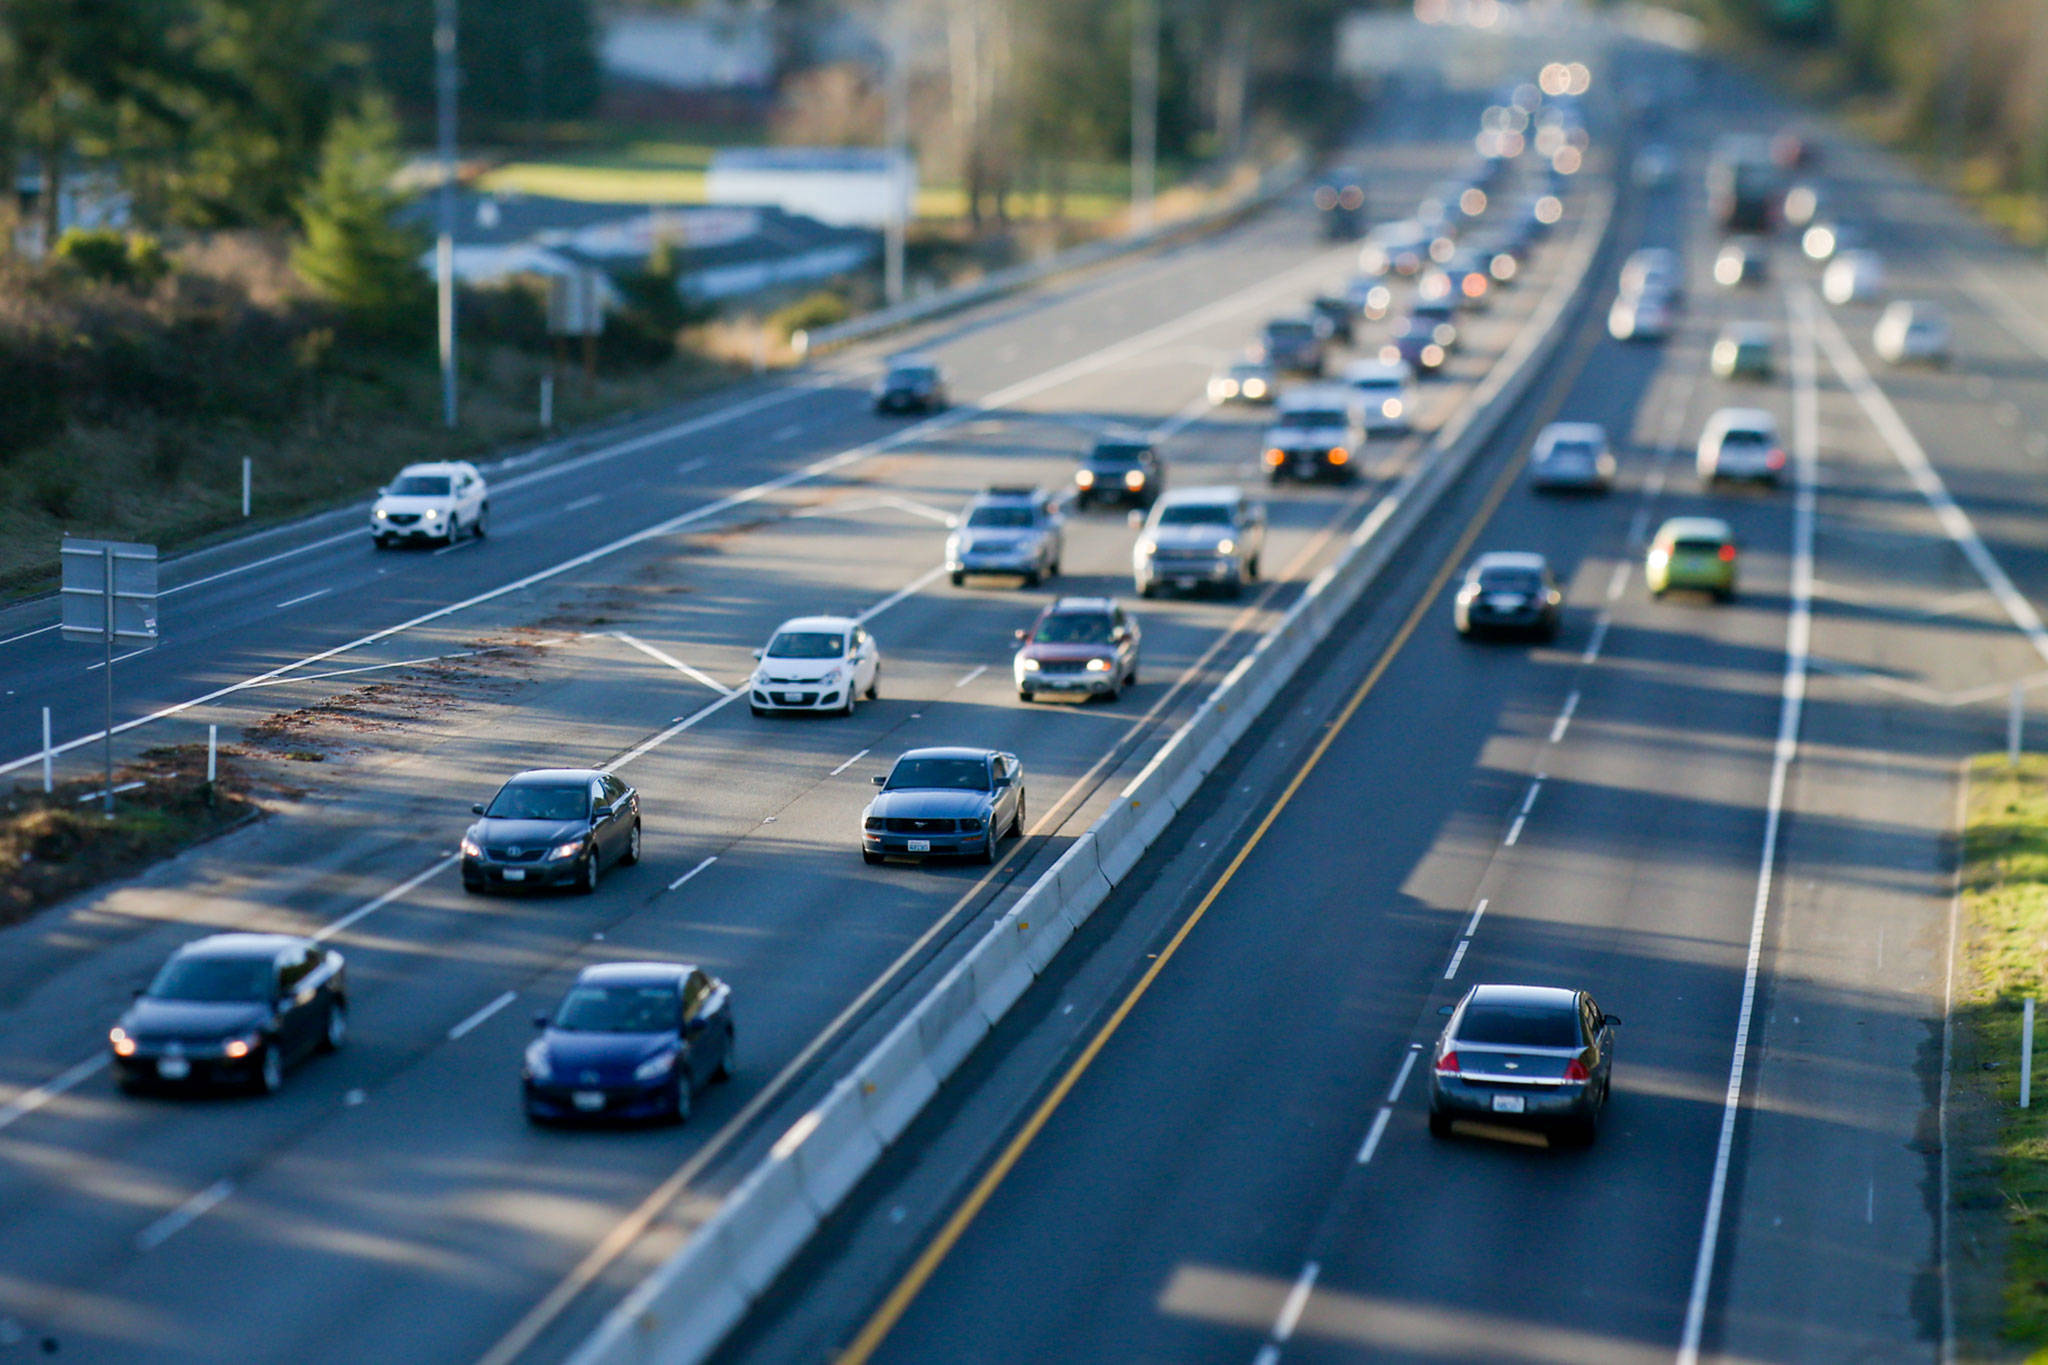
[
  {"xmin": 435, "ymin": 0, "xmax": 460, "ymax": 430},
  {"xmin": 884, "ymin": 5, "xmax": 907, "ymax": 307},
  {"xmin": 1130, "ymin": 0, "xmax": 1159, "ymax": 234}
]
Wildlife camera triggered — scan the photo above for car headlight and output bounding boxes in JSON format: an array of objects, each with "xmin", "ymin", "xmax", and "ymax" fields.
[
  {"xmin": 1124, "ymin": 470, "xmax": 1146, "ymax": 489},
  {"xmin": 374, "ymin": 508, "xmax": 390, "ymax": 521},
  {"xmin": 110, "ymin": 1027, "xmax": 136, "ymax": 1056},
  {"xmin": 548, "ymin": 839, "xmax": 585, "ymax": 861},
  {"xmin": 423, "ymin": 509, "xmax": 443, "ymax": 522},
  {"xmin": 958, "ymin": 819, "xmax": 983, "ymax": 832},
  {"xmin": 1085, "ymin": 658, "xmax": 1111, "ymax": 672},
  {"xmin": 223, "ymin": 1031, "xmax": 261, "ymax": 1060},
  {"xmin": 1242, "ymin": 378, "xmax": 1267, "ymax": 398},
  {"xmin": 1021, "ymin": 656, "xmax": 1043, "ymax": 671},
  {"xmin": 1136, "ymin": 539, "xmax": 1157, "ymax": 557},
  {"xmin": 460, "ymin": 836, "xmax": 482, "ymax": 858},
  {"xmin": 945, "ymin": 535, "xmax": 962, "ymax": 555},
  {"xmin": 864, "ymin": 815, "xmax": 885, "ymax": 830},
  {"xmin": 1216, "ymin": 539, "xmax": 1236, "ymax": 556},
  {"xmin": 525, "ymin": 1041, "xmax": 552, "ymax": 1082},
  {"xmin": 634, "ymin": 1050, "xmax": 679, "ymax": 1082},
  {"xmin": 1075, "ymin": 469, "xmax": 1095, "ymax": 487},
  {"xmin": 1382, "ymin": 399, "xmax": 1403, "ymax": 418}
]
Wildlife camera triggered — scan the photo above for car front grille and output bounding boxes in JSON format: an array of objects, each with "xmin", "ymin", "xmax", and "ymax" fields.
[
  {"xmin": 1035, "ymin": 660, "xmax": 1090, "ymax": 674},
  {"xmin": 385, "ymin": 513, "xmax": 421, "ymax": 527},
  {"xmin": 488, "ymin": 846, "xmax": 547, "ymax": 863},
  {"xmin": 884, "ymin": 818, "xmax": 958, "ymax": 834}
]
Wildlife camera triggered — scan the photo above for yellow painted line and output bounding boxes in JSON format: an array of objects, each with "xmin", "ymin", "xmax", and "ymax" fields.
[{"xmin": 836, "ymin": 327, "xmax": 1601, "ymax": 1361}]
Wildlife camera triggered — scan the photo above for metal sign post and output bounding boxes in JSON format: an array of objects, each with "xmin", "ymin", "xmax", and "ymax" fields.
[{"xmin": 59, "ymin": 538, "xmax": 157, "ymax": 816}]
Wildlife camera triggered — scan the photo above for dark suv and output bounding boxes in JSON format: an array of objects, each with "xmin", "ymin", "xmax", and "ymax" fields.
[
  {"xmin": 1074, "ymin": 438, "xmax": 1164, "ymax": 510},
  {"xmin": 872, "ymin": 355, "xmax": 949, "ymax": 414},
  {"xmin": 1258, "ymin": 316, "xmax": 1327, "ymax": 376}
]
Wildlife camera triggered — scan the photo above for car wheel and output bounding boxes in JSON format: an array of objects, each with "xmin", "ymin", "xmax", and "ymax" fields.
[
  {"xmin": 462, "ymin": 876, "xmax": 486, "ymax": 894},
  {"xmin": 621, "ymin": 821, "xmax": 641, "ymax": 866},
  {"xmin": 950, "ymin": 571, "xmax": 965, "ymax": 587},
  {"xmin": 373, "ymin": 534, "xmax": 391, "ymax": 550},
  {"xmin": 672, "ymin": 1077, "xmax": 692, "ymax": 1126},
  {"xmin": 255, "ymin": 1044, "xmax": 285, "ymax": 1096},
  {"xmin": 1428, "ymin": 1110, "xmax": 1453, "ymax": 1139},
  {"xmin": 714, "ymin": 1027, "xmax": 735, "ymax": 1083},
  {"xmin": 750, "ymin": 704, "xmax": 766, "ymax": 717},
  {"xmin": 1714, "ymin": 588, "xmax": 1735, "ymax": 603},
  {"xmin": 1248, "ymin": 554, "xmax": 1261, "ymax": 581},
  {"xmin": 317, "ymin": 1000, "xmax": 348, "ymax": 1054},
  {"xmin": 1018, "ymin": 688, "xmax": 1034, "ymax": 703},
  {"xmin": 1138, "ymin": 582, "xmax": 1156, "ymax": 599},
  {"xmin": 842, "ymin": 688, "xmax": 858, "ymax": 717},
  {"xmin": 1105, "ymin": 677, "xmax": 1122, "ymax": 703},
  {"xmin": 977, "ymin": 825, "xmax": 997, "ymax": 865},
  {"xmin": 473, "ymin": 504, "xmax": 489, "ymax": 539},
  {"xmin": 1022, "ymin": 569, "xmax": 1040, "ymax": 588},
  {"xmin": 577, "ymin": 850, "xmax": 600, "ymax": 895},
  {"xmin": 866, "ymin": 667, "xmax": 880, "ymax": 701},
  {"xmin": 862, "ymin": 849, "xmax": 883, "ymax": 865},
  {"xmin": 1012, "ymin": 795, "xmax": 1026, "ymax": 836}
]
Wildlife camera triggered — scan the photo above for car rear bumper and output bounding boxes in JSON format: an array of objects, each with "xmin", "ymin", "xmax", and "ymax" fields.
[
  {"xmin": 1429, "ymin": 1077, "xmax": 1594, "ymax": 1124},
  {"xmin": 370, "ymin": 521, "xmax": 450, "ymax": 542}
]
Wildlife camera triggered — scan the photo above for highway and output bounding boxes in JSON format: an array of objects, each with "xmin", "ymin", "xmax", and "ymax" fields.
[
  {"xmin": 719, "ymin": 36, "xmax": 2048, "ymax": 1365},
  {"xmin": 0, "ymin": 53, "xmax": 1594, "ymax": 1365}
]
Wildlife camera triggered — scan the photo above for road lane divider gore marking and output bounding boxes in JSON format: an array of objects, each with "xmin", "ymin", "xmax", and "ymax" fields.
[
  {"xmin": 611, "ymin": 632, "xmax": 737, "ymax": 696},
  {"xmin": 835, "ymin": 352, "xmax": 1545, "ymax": 1365},
  {"xmin": 1674, "ymin": 281, "xmax": 1820, "ymax": 1365},
  {"xmin": 1806, "ymin": 281, "xmax": 2048, "ymax": 668},
  {"xmin": 448, "ymin": 991, "xmax": 518, "ymax": 1042},
  {"xmin": 133, "ymin": 1178, "xmax": 234, "ymax": 1252},
  {"xmin": 0, "ymin": 243, "xmax": 1352, "ymax": 778},
  {"xmin": 667, "ymin": 857, "xmax": 718, "ymax": 894}
]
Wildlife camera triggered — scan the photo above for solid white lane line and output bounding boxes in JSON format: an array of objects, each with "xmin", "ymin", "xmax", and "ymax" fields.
[
  {"xmin": 1807, "ymin": 286, "xmax": 2048, "ymax": 666},
  {"xmin": 954, "ymin": 664, "xmax": 987, "ymax": 688},
  {"xmin": 431, "ymin": 536, "xmax": 481, "ymax": 557},
  {"xmin": 313, "ymin": 856, "xmax": 458, "ymax": 944},
  {"xmin": 1503, "ymin": 814, "xmax": 1526, "ymax": 848},
  {"xmin": 611, "ymin": 632, "xmax": 735, "ymax": 695},
  {"xmin": 1549, "ymin": 689, "xmax": 1581, "ymax": 744},
  {"xmin": 134, "ymin": 1179, "xmax": 233, "ymax": 1252},
  {"xmin": 0, "ymin": 1055, "xmax": 109, "ymax": 1136},
  {"xmin": 1464, "ymin": 898, "xmax": 1489, "ymax": 937},
  {"xmin": 1580, "ymin": 613, "xmax": 1610, "ymax": 665},
  {"xmin": 674, "ymin": 457, "xmax": 707, "ymax": 475},
  {"xmin": 1274, "ymin": 1262, "xmax": 1319, "ymax": 1341},
  {"xmin": 448, "ymin": 990, "xmax": 517, "ymax": 1041},
  {"xmin": 1606, "ymin": 562, "xmax": 1631, "ymax": 601},
  {"xmin": 666, "ymin": 856, "xmax": 717, "ymax": 893},
  {"xmin": 829, "ymin": 749, "xmax": 871, "ymax": 778},
  {"xmin": 1443, "ymin": 940, "xmax": 1470, "ymax": 980},
  {"xmin": 274, "ymin": 588, "xmax": 333, "ymax": 610},
  {"xmin": 1386, "ymin": 1051, "xmax": 1419, "ymax": 1104},
  {"xmin": 0, "ymin": 623, "xmax": 60, "ymax": 648},
  {"xmin": 1356, "ymin": 1108, "xmax": 1394, "ymax": 1165},
  {"xmin": 1677, "ymin": 286, "xmax": 1820, "ymax": 1365},
  {"xmin": 1149, "ymin": 392, "xmax": 1216, "ymax": 442},
  {"xmin": 562, "ymin": 493, "xmax": 608, "ymax": 514},
  {"xmin": 165, "ymin": 528, "xmax": 363, "ymax": 599}
]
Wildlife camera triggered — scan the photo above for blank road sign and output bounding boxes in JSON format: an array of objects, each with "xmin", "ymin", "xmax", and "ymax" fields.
[{"xmin": 60, "ymin": 538, "xmax": 158, "ymax": 646}]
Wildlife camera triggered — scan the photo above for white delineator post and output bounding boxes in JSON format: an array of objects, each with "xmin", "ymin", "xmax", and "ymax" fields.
[
  {"xmin": 41, "ymin": 707, "xmax": 52, "ymax": 794},
  {"xmin": 2010, "ymin": 682, "xmax": 2024, "ymax": 766},
  {"xmin": 2024, "ymin": 998, "xmax": 2036, "ymax": 1110},
  {"xmin": 241, "ymin": 457, "xmax": 252, "ymax": 517},
  {"xmin": 540, "ymin": 373, "xmax": 554, "ymax": 430},
  {"xmin": 207, "ymin": 724, "xmax": 218, "ymax": 785}
]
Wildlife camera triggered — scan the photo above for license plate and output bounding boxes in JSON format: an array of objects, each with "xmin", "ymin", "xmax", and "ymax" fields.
[
  {"xmin": 572, "ymin": 1091, "xmax": 606, "ymax": 1112},
  {"xmin": 157, "ymin": 1057, "xmax": 190, "ymax": 1080},
  {"xmin": 1174, "ymin": 577, "xmax": 1197, "ymax": 589},
  {"xmin": 1491, "ymin": 1094, "xmax": 1526, "ymax": 1114},
  {"xmin": 502, "ymin": 868, "xmax": 526, "ymax": 882},
  {"xmin": 907, "ymin": 839, "xmax": 931, "ymax": 853}
]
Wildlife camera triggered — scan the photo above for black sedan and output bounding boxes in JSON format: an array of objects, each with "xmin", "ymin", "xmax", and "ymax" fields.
[
  {"xmin": 1429, "ymin": 983, "xmax": 1618, "ymax": 1145},
  {"xmin": 111, "ymin": 933, "xmax": 346, "ymax": 1095},
  {"xmin": 1073, "ymin": 437, "xmax": 1164, "ymax": 510},
  {"xmin": 1454, "ymin": 552, "xmax": 1562, "ymax": 641},
  {"xmin": 462, "ymin": 768, "xmax": 640, "ymax": 894},
  {"xmin": 872, "ymin": 354, "xmax": 949, "ymax": 414},
  {"xmin": 524, "ymin": 962, "xmax": 734, "ymax": 1124},
  {"xmin": 862, "ymin": 747, "xmax": 1025, "ymax": 865}
]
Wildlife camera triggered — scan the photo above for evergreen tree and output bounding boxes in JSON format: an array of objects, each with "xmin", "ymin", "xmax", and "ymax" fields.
[{"xmin": 291, "ymin": 93, "xmax": 429, "ymax": 332}]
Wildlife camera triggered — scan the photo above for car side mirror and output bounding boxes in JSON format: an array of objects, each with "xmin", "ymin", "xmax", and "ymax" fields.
[
  {"xmin": 377, "ymin": 486, "xmax": 389, "ymax": 497},
  {"xmin": 993, "ymin": 775, "xmax": 1014, "ymax": 788},
  {"xmin": 1437, "ymin": 1004, "xmax": 1454, "ymax": 1016},
  {"xmin": 471, "ymin": 803, "xmax": 485, "ymax": 815},
  {"xmin": 1603, "ymin": 1014, "xmax": 1621, "ymax": 1027},
  {"xmin": 1012, "ymin": 628, "xmax": 1028, "ymax": 642},
  {"xmin": 872, "ymin": 775, "xmax": 887, "ymax": 786},
  {"xmin": 751, "ymin": 649, "xmax": 763, "ymax": 659},
  {"xmin": 1127, "ymin": 510, "xmax": 1146, "ymax": 529},
  {"xmin": 1111, "ymin": 628, "xmax": 1129, "ymax": 642},
  {"xmin": 593, "ymin": 804, "xmax": 613, "ymax": 821}
]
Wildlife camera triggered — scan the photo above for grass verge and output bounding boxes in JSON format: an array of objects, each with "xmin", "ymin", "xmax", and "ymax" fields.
[
  {"xmin": 1956, "ymin": 753, "xmax": 2048, "ymax": 1355},
  {"xmin": 0, "ymin": 744, "xmax": 262, "ymax": 928}
]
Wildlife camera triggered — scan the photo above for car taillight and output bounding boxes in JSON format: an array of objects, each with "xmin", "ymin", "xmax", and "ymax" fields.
[
  {"xmin": 1328, "ymin": 447, "xmax": 1350, "ymax": 464},
  {"xmin": 1264, "ymin": 448, "xmax": 1285, "ymax": 466},
  {"xmin": 1767, "ymin": 448, "xmax": 1786, "ymax": 469},
  {"xmin": 1719, "ymin": 543, "xmax": 1737, "ymax": 562},
  {"xmin": 1435, "ymin": 1049, "xmax": 1461, "ymax": 1074},
  {"xmin": 1563, "ymin": 1058, "xmax": 1589, "ymax": 1082}
]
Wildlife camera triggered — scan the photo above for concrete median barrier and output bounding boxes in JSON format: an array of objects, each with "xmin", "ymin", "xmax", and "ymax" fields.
[
  {"xmin": 781, "ymin": 1079, "xmax": 885, "ymax": 1216},
  {"xmin": 853, "ymin": 1014, "xmax": 940, "ymax": 1145},
  {"xmin": 1090, "ymin": 797, "xmax": 1145, "ymax": 884},
  {"xmin": 1048, "ymin": 834, "xmax": 1113, "ymax": 930},
  {"xmin": 714, "ymin": 1153, "xmax": 818, "ymax": 1300},
  {"xmin": 914, "ymin": 960, "xmax": 989, "ymax": 1082},
  {"xmin": 967, "ymin": 909, "xmax": 1032, "ymax": 1023},
  {"xmin": 1010, "ymin": 892, "xmax": 1077, "ymax": 976},
  {"xmin": 565, "ymin": 1219, "xmax": 748, "ymax": 1365}
]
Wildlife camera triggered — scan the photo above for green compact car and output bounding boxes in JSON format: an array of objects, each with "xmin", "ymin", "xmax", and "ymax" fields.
[{"xmin": 1646, "ymin": 517, "xmax": 1738, "ymax": 601}]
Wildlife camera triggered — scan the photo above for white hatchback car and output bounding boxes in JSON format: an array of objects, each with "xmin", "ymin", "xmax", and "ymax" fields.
[
  {"xmin": 1874, "ymin": 301, "xmax": 1952, "ymax": 366},
  {"xmin": 748, "ymin": 616, "xmax": 880, "ymax": 717},
  {"xmin": 1696, "ymin": 407, "xmax": 1785, "ymax": 485},
  {"xmin": 371, "ymin": 461, "xmax": 488, "ymax": 547}
]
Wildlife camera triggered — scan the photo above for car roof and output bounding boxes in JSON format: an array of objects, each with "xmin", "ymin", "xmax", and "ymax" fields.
[
  {"xmin": 1277, "ymin": 385, "xmax": 1355, "ymax": 409},
  {"xmin": 575, "ymin": 961, "xmax": 694, "ymax": 988},
  {"xmin": 1708, "ymin": 405, "xmax": 1777, "ymax": 430},
  {"xmin": 1342, "ymin": 359, "xmax": 1410, "ymax": 383},
  {"xmin": 772, "ymin": 615, "xmax": 857, "ymax": 632},
  {"xmin": 1461, "ymin": 983, "xmax": 1581, "ymax": 1013},
  {"xmin": 1655, "ymin": 516, "xmax": 1735, "ymax": 541},
  {"xmin": 1537, "ymin": 421, "xmax": 1605, "ymax": 445},
  {"xmin": 504, "ymin": 767, "xmax": 606, "ymax": 785},
  {"xmin": 885, "ymin": 352, "xmax": 937, "ymax": 368},
  {"xmin": 1265, "ymin": 314, "xmax": 1318, "ymax": 328},
  {"xmin": 969, "ymin": 486, "xmax": 1046, "ymax": 504},
  {"xmin": 895, "ymin": 746, "xmax": 995, "ymax": 762},
  {"xmin": 395, "ymin": 461, "xmax": 474, "ymax": 478},
  {"xmin": 1472, "ymin": 550, "xmax": 1549, "ymax": 572},
  {"xmin": 1155, "ymin": 485, "xmax": 1244, "ymax": 506},
  {"xmin": 1044, "ymin": 596, "xmax": 1117, "ymax": 615},
  {"xmin": 175, "ymin": 932, "xmax": 310, "ymax": 960}
]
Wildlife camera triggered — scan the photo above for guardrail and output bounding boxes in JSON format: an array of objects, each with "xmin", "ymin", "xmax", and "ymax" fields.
[
  {"xmin": 794, "ymin": 155, "xmax": 1312, "ymax": 359},
  {"xmin": 567, "ymin": 174, "xmax": 1619, "ymax": 1365}
]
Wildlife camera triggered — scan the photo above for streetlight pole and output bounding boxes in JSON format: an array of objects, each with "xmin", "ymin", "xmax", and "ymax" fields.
[
  {"xmin": 435, "ymin": 0, "xmax": 460, "ymax": 430},
  {"xmin": 1130, "ymin": 0, "xmax": 1159, "ymax": 234},
  {"xmin": 884, "ymin": 5, "xmax": 907, "ymax": 307}
]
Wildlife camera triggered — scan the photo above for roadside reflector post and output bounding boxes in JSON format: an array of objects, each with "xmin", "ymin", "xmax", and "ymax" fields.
[
  {"xmin": 241, "ymin": 457, "xmax": 252, "ymax": 518},
  {"xmin": 40, "ymin": 707, "xmax": 51, "ymax": 794},
  {"xmin": 2010, "ymin": 683, "xmax": 2025, "ymax": 766},
  {"xmin": 539, "ymin": 373, "xmax": 554, "ymax": 431},
  {"xmin": 206, "ymin": 724, "xmax": 218, "ymax": 793},
  {"xmin": 2024, "ymin": 998, "xmax": 2036, "ymax": 1110}
]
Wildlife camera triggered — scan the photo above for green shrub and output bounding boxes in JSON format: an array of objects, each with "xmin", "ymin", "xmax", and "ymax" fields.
[
  {"xmin": 53, "ymin": 229, "xmax": 171, "ymax": 290},
  {"xmin": 768, "ymin": 290, "xmax": 849, "ymax": 342}
]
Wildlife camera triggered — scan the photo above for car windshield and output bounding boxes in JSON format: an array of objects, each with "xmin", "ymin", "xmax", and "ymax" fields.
[
  {"xmin": 1721, "ymin": 430, "xmax": 1770, "ymax": 447},
  {"xmin": 1034, "ymin": 614, "xmax": 1112, "ymax": 645},
  {"xmin": 1088, "ymin": 444, "xmax": 1148, "ymax": 467},
  {"xmin": 886, "ymin": 366, "xmax": 934, "ymax": 385},
  {"xmin": 1353, "ymin": 379, "xmax": 1400, "ymax": 394},
  {"xmin": 967, "ymin": 505, "xmax": 1036, "ymax": 529},
  {"xmin": 486, "ymin": 784, "xmax": 589, "ymax": 821},
  {"xmin": 1155, "ymin": 503, "xmax": 1232, "ymax": 526},
  {"xmin": 554, "ymin": 984, "xmax": 678, "ymax": 1033},
  {"xmin": 1673, "ymin": 538, "xmax": 1729, "ymax": 556},
  {"xmin": 1545, "ymin": 440, "xmax": 1597, "ymax": 460},
  {"xmin": 149, "ymin": 955, "xmax": 273, "ymax": 1003},
  {"xmin": 767, "ymin": 631, "xmax": 845, "ymax": 659},
  {"xmin": 1476, "ymin": 568, "xmax": 1542, "ymax": 591},
  {"xmin": 1230, "ymin": 363, "xmax": 1268, "ymax": 379},
  {"xmin": 888, "ymin": 757, "xmax": 990, "ymax": 791},
  {"xmin": 1283, "ymin": 409, "xmax": 1347, "ymax": 427},
  {"xmin": 1458, "ymin": 1001, "xmax": 1582, "ymax": 1048},
  {"xmin": 1266, "ymin": 321, "xmax": 1314, "ymax": 341},
  {"xmin": 390, "ymin": 475, "xmax": 452, "ymax": 497}
]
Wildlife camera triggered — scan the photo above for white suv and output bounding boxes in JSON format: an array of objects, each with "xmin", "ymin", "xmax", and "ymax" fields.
[
  {"xmin": 371, "ymin": 461, "xmax": 489, "ymax": 548},
  {"xmin": 1341, "ymin": 358, "xmax": 1416, "ymax": 436},
  {"xmin": 1133, "ymin": 486, "xmax": 1265, "ymax": 598}
]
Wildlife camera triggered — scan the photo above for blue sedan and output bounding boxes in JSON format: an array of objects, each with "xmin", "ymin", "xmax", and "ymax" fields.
[
  {"xmin": 862, "ymin": 747, "xmax": 1026, "ymax": 865},
  {"xmin": 523, "ymin": 962, "xmax": 734, "ymax": 1124}
]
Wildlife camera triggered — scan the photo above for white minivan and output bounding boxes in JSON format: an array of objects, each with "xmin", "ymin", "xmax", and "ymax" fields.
[{"xmin": 1341, "ymin": 358, "xmax": 1416, "ymax": 436}]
